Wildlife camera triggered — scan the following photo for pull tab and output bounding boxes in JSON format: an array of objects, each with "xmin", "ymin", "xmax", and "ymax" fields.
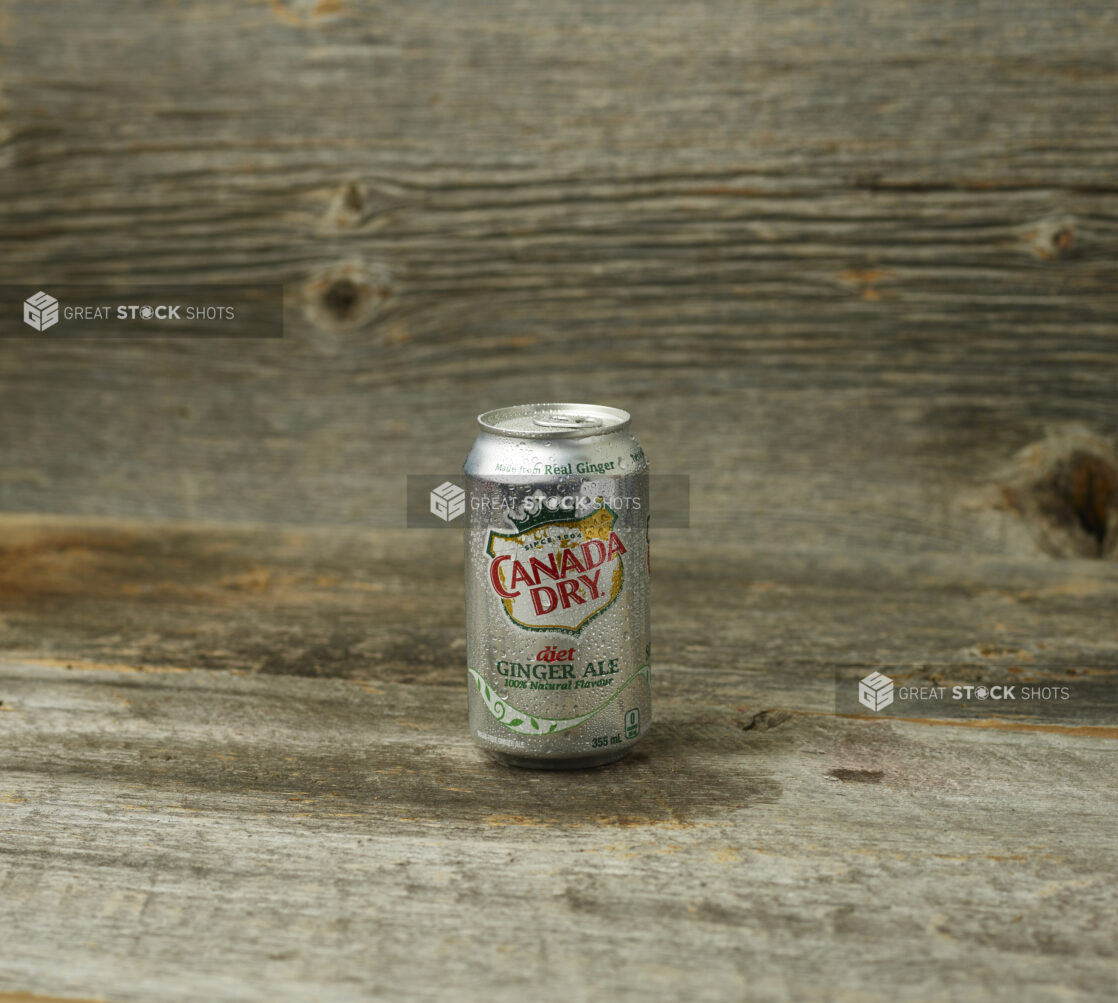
[{"xmin": 532, "ymin": 413, "xmax": 603, "ymax": 429}]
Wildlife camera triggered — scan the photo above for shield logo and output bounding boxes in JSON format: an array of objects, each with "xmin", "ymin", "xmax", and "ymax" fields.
[{"xmin": 486, "ymin": 504, "xmax": 626, "ymax": 633}]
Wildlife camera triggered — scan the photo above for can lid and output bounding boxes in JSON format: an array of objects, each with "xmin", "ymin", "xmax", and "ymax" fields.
[{"xmin": 477, "ymin": 403, "xmax": 631, "ymax": 439}]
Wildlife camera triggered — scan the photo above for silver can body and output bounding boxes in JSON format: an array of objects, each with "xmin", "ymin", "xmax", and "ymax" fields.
[{"xmin": 464, "ymin": 403, "xmax": 651, "ymax": 769}]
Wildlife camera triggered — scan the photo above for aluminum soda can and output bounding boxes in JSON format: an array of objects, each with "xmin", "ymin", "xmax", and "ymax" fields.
[{"xmin": 464, "ymin": 403, "xmax": 651, "ymax": 769}]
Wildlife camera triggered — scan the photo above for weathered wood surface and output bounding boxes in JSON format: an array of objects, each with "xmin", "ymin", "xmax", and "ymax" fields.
[
  {"xmin": 0, "ymin": 514, "xmax": 1116, "ymax": 717},
  {"xmin": 0, "ymin": 0, "xmax": 1116, "ymax": 545},
  {"xmin": 1, "ymin": 515, "xmax": 1117, "ymax": 1001},
  {"xmin": 2, "ymin": 1, "xmax": 1118, "ymax": 998},
  {"xmin": 2, "ymin": 657, "xmax": 1117, "ymax": 1003}
]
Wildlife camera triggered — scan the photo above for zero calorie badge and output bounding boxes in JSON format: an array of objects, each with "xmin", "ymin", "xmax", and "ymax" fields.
[{"xmin": 486, "ymin": 504, "xmax": 627, "ymax": 633}]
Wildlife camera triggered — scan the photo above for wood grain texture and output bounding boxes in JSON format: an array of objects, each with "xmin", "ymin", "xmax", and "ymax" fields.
[
  {"xmin": 0, "ymin": 995, "xmax": 107, "ymax": 1003},
  {"xmin": 0, "ymin": 514, "xmax": 1115, "ymax": 718},
  {"xmin": 0, "ymin": 516, "xmax": 1116, "ymax": 1000},
  {"xmin": 2, "ymin": 2, "xmax": 1118, "ymax": 997},
  {"xmin": 2, "ymin": 656, "xmax": 1116, "ymax": 1003},
  {"xmin": 0, "ymin": 1, "xmax": 1116, "ymax": 549}
]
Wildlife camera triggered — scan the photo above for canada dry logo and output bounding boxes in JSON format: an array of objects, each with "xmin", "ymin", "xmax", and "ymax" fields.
[
  {"xmin": 858, "ymin": 671, "xmax": 894, "ymax": 712},
  {"xmin": 429, "ymin": 480, "xmax": 465, "ymax": 522},
  {"xmin": 487, "ymin": 503, "xmax": 626, "ymax": 633},
  {"xmin": 23, "ymin": 291, "xmax": 59, "ymax": 332}
]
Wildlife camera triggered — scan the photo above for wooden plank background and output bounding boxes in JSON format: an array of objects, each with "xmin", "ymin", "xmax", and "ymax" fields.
[
  {"xmin": 1, "ymin": 2, "xmax": 1117, "ymax": 1001},
  {"xmin": 0, "ymin": 0, "xmax": 1114, "ymax": 555}
]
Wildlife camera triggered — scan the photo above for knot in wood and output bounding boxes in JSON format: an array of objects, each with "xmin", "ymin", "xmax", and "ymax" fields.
[
  {"xmin": 303, "ymin": 261, "xmax": 392, "ymax": 335},
  {"xmin": 1024, "ymin": 216, "xmax": 1076, "ymax": 260},
  {"xmin": 999, "ymin": 429, "xmax": 1118, "ymax": 558},
  {"xmin": 326, "ymin": 181, "xmax": 369, "ymax": 228}
]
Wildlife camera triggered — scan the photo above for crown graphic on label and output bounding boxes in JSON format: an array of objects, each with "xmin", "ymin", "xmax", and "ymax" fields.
[{"xmin": 508, "ymin": 498, "xmax": 602, "ymax": 534}]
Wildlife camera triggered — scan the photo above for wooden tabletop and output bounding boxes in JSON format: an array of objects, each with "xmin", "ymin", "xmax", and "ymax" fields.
[
  {"xmin": 3, "ymin": 0, "xmax": 1118, "ymax": 998},
  {"xmin": 1, "ymin": 515, "xmax": 1115, "ymax": 1001}
]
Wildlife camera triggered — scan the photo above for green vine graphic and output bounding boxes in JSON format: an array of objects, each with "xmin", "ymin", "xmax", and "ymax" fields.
[{"xmin": 468, "ymin": 664, "xmax": 651, "ymax": 736}]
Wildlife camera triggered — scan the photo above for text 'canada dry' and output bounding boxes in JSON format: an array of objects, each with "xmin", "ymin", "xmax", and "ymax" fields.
[{"xmin": 464, "ymin": 403, "xmax": 651, "ymax": 768}]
